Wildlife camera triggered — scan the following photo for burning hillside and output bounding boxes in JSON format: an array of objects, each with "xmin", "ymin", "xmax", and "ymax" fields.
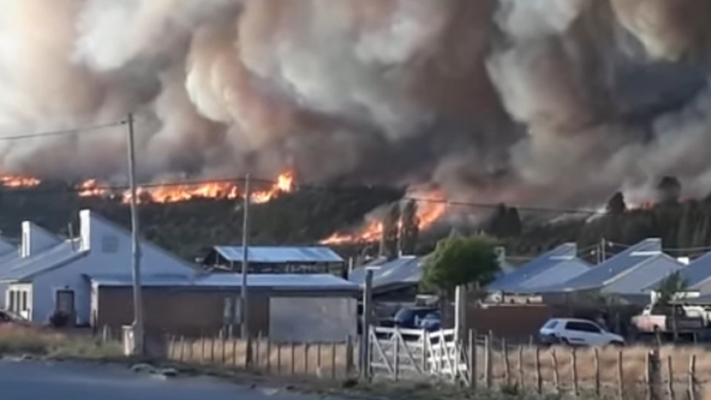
[
  {"xmin": 321, "ymin": 190, "xmax": 448, "ymax": 245},
  {"xmin": 1, "ymin": 171, "xmax": 296, "ymax": 205}
]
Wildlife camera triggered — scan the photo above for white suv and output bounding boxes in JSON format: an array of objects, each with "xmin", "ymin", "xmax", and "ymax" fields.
[{"xmin": 539, "ymin": 318, "xmax": 625, "ymax": 347}]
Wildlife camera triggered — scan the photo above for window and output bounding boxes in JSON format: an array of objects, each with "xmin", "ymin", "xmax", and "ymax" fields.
[
  {"xmin": 21, "ymin": 291, "xmax": 27, "ymax": 312},
  {"xmin": 544, "ymin": 320, "xmax": 559, "ymax": 329},
  {"xmin": 8, "ymin": 291, "xmax": 15, "ymax": 312},
  {"xmin": 565, "ymin": 321, "xmax": 601, "ymax": 333}
]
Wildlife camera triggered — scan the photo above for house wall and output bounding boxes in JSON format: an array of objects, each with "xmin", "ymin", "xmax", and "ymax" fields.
[
  {"xmin": 93, "ymin": 285, "xmax": 357, "ymax": 340},
  {"xmin": 29, "ymin": 211, "xmax": 195, "ymax": 324},
  {"xmin": 269, "ymin": 297, "xmax": 356, "ymax": 342}
]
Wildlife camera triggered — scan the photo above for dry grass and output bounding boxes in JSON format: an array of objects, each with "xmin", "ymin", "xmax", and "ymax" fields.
[
  {"xmin": 479, "ymin": 343, "xmax": 711, "ymax": 399},
  {"xmin": 0, "ymin": 324, "xmax": 122, "ymax": 359}
]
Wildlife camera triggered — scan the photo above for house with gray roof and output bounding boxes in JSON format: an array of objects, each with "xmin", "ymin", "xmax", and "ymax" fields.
[
  {"xmin": 0, "ymin": 210, "xmax": 196, "ymax": 325},
  {"xmin": 349, "ymin": 256, "xmax": 423, "ymax": 298},
  {"xmin": 201, "ymin": 245, "xmax": 344, "ymax": 275},
  {"xmin": 487, "ymin": 243, "xmax": 591, "ymax": 294},
  {"xmin": 539, "ymin": 239, "xmax": 684, "ymax": 304},
  {"xmin": 659, "ymin": 251, "xmax": 711, "ymax": 295}
]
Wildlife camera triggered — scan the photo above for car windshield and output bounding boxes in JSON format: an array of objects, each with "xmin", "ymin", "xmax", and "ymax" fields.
[
  {"xmin": 394, "ymin": 309, "xmax": 415, "ymax": 323},
  {"xmin": 422, "ymin": 313, "xmax": 440, "ymax": 321},
  {"xmin": 543, "ymin": 320, "xmax": 558, "ymax": 329}
]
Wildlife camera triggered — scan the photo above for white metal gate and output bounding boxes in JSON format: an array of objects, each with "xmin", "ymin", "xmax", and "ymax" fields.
[{"xmin": 368, "ymin": 326, "xmax": 470, "ymax": 383}]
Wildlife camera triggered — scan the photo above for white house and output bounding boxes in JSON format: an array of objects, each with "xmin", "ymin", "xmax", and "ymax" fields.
[{"xmin": 0, "ymin": 209, "xmax": 196, "ymax": 324}]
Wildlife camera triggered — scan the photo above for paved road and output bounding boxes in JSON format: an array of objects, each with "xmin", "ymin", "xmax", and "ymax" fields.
[{"xmin": 0, "ymin": 359, "xmax": 320, "ymax": 400}]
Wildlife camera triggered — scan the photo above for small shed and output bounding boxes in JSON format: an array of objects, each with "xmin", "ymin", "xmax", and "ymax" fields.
[
  {"xmin": 88, "ymin": 273, "xmax": 359, "ymax": 342},
  {"xmin": 201, "ymin": 246, "xmax": 345, "ymax": 275}
]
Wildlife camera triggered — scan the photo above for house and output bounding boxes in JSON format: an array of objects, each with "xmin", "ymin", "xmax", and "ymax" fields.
[
  {"xmin": 87, "ymin": 273, "xmax": 359, "ymax": 341},
  {"xmin": 672, "ymin": 251, "xmax": 711, "ymax": 295},
  {"xmin": 348, "ymin": 256, "xmax": 423, "ymax": 301},
  {"xmin": 0, "ymin": 210, "xmax": 196, "ymax": 324},
  {"xmin": 201, "ymin": 246, "xmax": 344, "ymax": 275},
  {"xmin": 487, "ymin": 243, "xmax": 591, "ymax": 295},
  {"xmin": 539, "ymin": 239, "xmax": 684, "ymax": 304}
]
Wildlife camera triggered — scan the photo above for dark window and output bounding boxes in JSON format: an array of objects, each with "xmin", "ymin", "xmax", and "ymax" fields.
[
  {"xmin": 565, "ymin": 321, "xmax": 601, "ymax": 333},
  {"xmin": 21, "ymin": 291, "xmax": 27, "ymax": 311}
]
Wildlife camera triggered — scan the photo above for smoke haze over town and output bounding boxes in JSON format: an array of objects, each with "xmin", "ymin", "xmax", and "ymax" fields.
[{"xmin": 1, "ymin": 0, "xmax": 711, "ymax": 209}]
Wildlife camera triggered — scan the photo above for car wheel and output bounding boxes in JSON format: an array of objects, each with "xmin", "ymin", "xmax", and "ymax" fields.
[{"xmin": 609, "ymin": 341, "xmax": 624, "ymax": 347}]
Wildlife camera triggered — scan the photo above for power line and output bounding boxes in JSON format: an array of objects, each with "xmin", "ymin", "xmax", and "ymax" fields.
[{"xmin": 0, "ymin": 120, "xmax": 127, "ymax": 142}]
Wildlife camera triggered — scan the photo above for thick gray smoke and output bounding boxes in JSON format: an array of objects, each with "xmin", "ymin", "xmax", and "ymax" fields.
[{"xmin": 1, "ymin": 0, "xmax": 711, "ymax": 207}]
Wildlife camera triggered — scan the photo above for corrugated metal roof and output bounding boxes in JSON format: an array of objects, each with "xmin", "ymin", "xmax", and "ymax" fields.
[
  {"xmin": 0, "ymin": 237, "xmax": 16, "ymax": 256},
  {"xmin": 602, "ymin": 254, "xmax": 683, "ymax": 295},
  {"xmin": 541, "ymin": 238, "xmax": 663, "ymax": 292},
  {"xmin": 677, "ymin": 252, "xmax": 711, "ymax": 290},
  {"xmin": 0, "ymin": 241, "xmax": 85, "ymax": 282},
  {"xmin": 487, "ymin": 243, "xmax": 580, "ymax": 292},
  {"xmin": 349, "ymin": 256, "xmax": 422, "ymax": 289},
  {"xmin": 88, "ymin": 273, "xmax": 358, "ymax": 292},
  {"xmin": 513, "ymin": 259, "xmax": 592, "ymax": 293},
  {"xmin": 213, "ymin": 246, "xmax": 343, "ymax": 264}
]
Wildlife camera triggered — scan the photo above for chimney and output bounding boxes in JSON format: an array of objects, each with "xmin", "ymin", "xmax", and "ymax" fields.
[{"xmin": 20, "ymin": 221, "xmax": 61, "ymax": 258}]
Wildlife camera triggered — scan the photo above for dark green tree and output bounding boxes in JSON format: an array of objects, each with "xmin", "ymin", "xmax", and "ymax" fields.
[
  {"xmin": 379, "ymin": 203, "xmax": 400, "ymax": 259},
  {"xmin": 606, "ymin": 192, "xmax": 627, "ymax": 214},
  {"xmin": 399, "ymin": 200, "xmax": 419, "ymax": 255},
  {"xmin": 504, "ymin": 207, "xmax": 523, "ymax": 237},
  {"xmin": 657, "ymin": 176, "xmax": 681, "ymax": 204},
  {"xmin": 677, "ymin": 203, "xmax": 694, "ymax": 252},
  {"xmin": 422, "ymin": 235, "xmax": 500, "ymax": 297},
  {"xmin": 656, "ymin": 271, "xmax": 688, "ymax": 307}
]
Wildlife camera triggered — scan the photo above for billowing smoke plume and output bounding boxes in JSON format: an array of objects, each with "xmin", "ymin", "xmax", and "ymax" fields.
[{"xmin": 2, "ymin": 0, "xmax": 711, "ymax": 207}]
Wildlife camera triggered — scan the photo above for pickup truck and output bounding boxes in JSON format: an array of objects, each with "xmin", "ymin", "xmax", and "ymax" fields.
[{"xmin": 631, "ymin": 304, "xmax": 705, "ymax": 334}]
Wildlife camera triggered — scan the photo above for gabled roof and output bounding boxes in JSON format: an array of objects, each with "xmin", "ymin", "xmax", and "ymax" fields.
[
  {"xmin": 349, "ymin": 256, "xmax": 422, "ymax": 290},
  {"xmin": 676, "ymin": 251, "xmax": 711, "ymax": 290},
  {"xmin": 0, "ymin": 236, "xmax": 16, "ymax": 256},
  {"xmin": 542, "ymin": 239, "xmax": 663, "ymax": 293},
  {"xmin": 211, "ymin": 246, "xmax": 343, "ymax": 264},
  {"xmin": 487, "ymin": 243, "xmax": 583, "ymax": 292},
  {"xmin": 603, "ymin": 253, "xmax": 684, "ymax": 295},
  {"xmin": 0, "ymin": 240, "xmax": 86, "ymax": 283},
  {"xmin": 513, "ymin": 259, "xmax": 592, "ymax": 293}
]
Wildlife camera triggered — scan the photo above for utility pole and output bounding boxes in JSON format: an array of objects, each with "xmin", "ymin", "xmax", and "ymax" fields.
[
  {"xmin": 360, "ymin": 269, "xmax": 374, "ymax": 379},
  {"xmin": 601, "ymin": 238, "xmax": 607, "ymax": 263},
  {"xmin": 240, "ymin": 174, "xmax": 251, "ymax": 342},
  {"xmin": 127, "ymin": 113, "xmax": 144, "ymax": 356}
]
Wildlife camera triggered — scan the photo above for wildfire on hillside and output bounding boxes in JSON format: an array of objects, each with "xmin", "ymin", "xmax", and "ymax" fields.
[
  {"xmin": 320, "ymin": 191, "xmax": 447, "ymax": 245},
  {"xmin": 2, "ymin": 171, "xmax": 297, "ymax": 205},
  {"xmin": 0, "ymin": 175, "xmax": 41, "ymax": 188}
]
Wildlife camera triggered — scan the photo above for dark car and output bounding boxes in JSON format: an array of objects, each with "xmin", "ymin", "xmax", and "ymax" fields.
[{"xmin": 393, "ymin": 307, "xmax": 439, "ymax": 329}]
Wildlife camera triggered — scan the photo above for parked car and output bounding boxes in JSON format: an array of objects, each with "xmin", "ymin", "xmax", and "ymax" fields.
[
  {"xmin": 539, "ymin": 318, "xmax": 625, "ymax": 347},
  {"xmin": 419, "ymin": 312, "xmax": 442, "ymax": 332},
  {"xmin": 392, "ymin": 306, "xmax": 439, "ymax": 329}
]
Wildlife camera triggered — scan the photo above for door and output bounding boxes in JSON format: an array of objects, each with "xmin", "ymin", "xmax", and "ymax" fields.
[
  {"xmin": 564, "ymin": 321, "xmax": 606, "ymax": 346},
  {"xmin": 55, "ymin": 290, "xmax": 76, "ymax": 326}
]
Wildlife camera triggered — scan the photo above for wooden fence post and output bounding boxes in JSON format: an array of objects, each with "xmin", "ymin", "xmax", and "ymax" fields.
[
  {"xmin": 484, "ymin": 334, "xmax": 492, "ymax": 389},
  {"xmin": 255, "ymin": 336, "xmax": 261, "ymax": 370},
  {"xmin": 551, "ymin": 350, "xmax": 559, "ymax": 393},
  {"xmin": 572, "ymin": 348, "xmax": 578, "ymax": 397},
  {"xmin": 667, "ymin": 356, "xmax": 674, "ymax": 400},
  {"xmin": 200, "ymin": 336, "xmax": 205, "ymax": 364},
  {"xmin": 394, "ymin": 332, "xmax": 400, "ymax": 381},
  {"xmin": 221, "ymin": 335, "xmax": 227, "ymax": 365},
  {"xmin": 535, "ymin": 347, "xmax": 542, "ymax": 395},
  {"xmin": 331, "ymin": 342, "xmax": 337, "ymax": 380},
  {"xmin": 265, "ymin": 339, "xmax": 271, "ymax": 373},
  {"xmin": 646, "ymin": 351, "xmax": 652, "ymax": 400},
  {"xmin": 210, "ymin": 337, "xmax": 215, "ymax": 363},
  {"xmin": 689, "ymin": 354, "xmax": 696, "ymax": 400},
  {"xmin": 290, "ymin": 342, "xmax": 296, "ymax": 376},
  {"xmin": 346, "ymin": 336, "xmax": 354, "ymax": 377},
  {"xmin": 502, "ymin": 338, "xmax": 510, "ymax": 385},
  {"xmin": 594, "ymin": 348, "xmax": 601, "ymax": 398},
  {"xmin": 277, "ymin": 343, "xmax": 283, "ymax": 374},
  {"xmin": 304, "ymin": 343, "xmax": 310, "ymax": 376},
  {"xmin": 518, "ymin": 345, "xmax": 524, "ymax": 390},
  {"xmin": 317, "ymin": 343, "xmax": 322, "ymax": 377},
  {"xmin": 179, "ymin": 336, "xmax": 185, "ymax": 362},
  {"xmin": 618, "ymin": 350, "xmax": 624, "ymax": 400},
  {"xmin": 467, "ymin": 330, "xmax": 475, "ymax": 389}
]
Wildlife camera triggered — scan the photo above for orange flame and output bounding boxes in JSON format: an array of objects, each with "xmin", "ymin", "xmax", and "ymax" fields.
[
  {"xmin": 320, "ymin": 193, "xmax": 447, "ymax": 245},
  {"xmin": 120, "ymin": 170, "xmax": 296, "ymax": 204},
  {"xmin": 0, "ymin": 175, "xmax": 41, "ymax": 188},
  {"xmin": 78, "ymin": 179, "xmax": 109, "ymax": 197}
]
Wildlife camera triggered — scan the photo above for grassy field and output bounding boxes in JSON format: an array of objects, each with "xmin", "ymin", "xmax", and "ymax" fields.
[{"xmin": 0, "ymin": 324, "xmax": 122, "ymax": 360}]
